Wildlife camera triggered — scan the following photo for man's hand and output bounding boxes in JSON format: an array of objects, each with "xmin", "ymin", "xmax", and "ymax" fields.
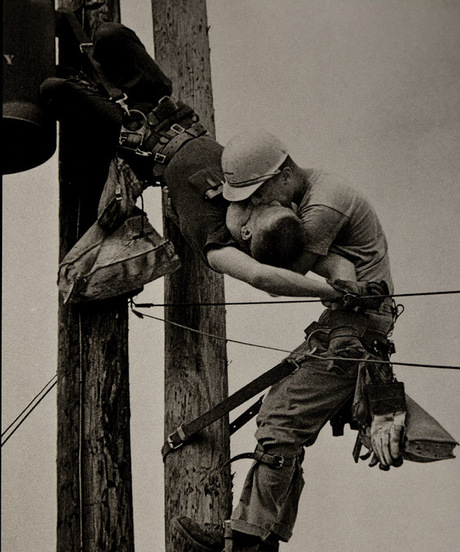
[
  {"xmin": 326, "ymin": 279, "xmax": 389, "ymax": 311},
  {"xmin": 368, "ymin": 411, "xmax": 406, "ymax": 469}
]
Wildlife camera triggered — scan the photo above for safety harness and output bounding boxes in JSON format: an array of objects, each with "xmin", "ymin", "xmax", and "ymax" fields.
[
  {"xmin": 57, "ymin": 9, "xmax": 208, "ymax": 182},
  {"xmin": 116, "ymin": 97, "xmax": 207, "ymax": 180},
  {"xmin": 161, "ymin": 358, "xmax": 299, "ymax": 459},
  {"xmin": 161, "ymin": 305, "xmax": 400, "ymax": 464}
]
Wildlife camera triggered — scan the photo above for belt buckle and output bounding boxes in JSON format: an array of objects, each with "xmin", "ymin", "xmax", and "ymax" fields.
[
  {"xmin": 167, "ymin": 425, "xmax": 187, "ymax": 450},
  {"xmin": 154, "ymin": 152, "xmax": 167, "ymax": 164},
  {"xmin": 171, "ymin": 123, "xmax": 185, "ymax": 134},
  {"xmin": 167, "ymin": 435, "xmax": 184, "ymax": 451}
]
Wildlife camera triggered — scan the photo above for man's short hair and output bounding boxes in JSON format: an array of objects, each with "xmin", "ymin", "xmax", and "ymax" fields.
[{"xmin": 249, "ymin": 208, "xmax": 307, "ymax": 268}]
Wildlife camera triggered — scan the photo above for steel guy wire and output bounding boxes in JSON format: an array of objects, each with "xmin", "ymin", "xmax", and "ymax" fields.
[
  {"xmin": 4, "ymin": 290, "xmax": 459, "ymax": 446},
  {"xmin": 1, "ymin": 374, "xmax": 58, "ymax": 439},
  {"xmin": 130, "ymin": 308, "xmax": 460, "ymax": 371},
  {"xmin": 1, "ymin": 377, "xmax": 57, "ymax": 447}
]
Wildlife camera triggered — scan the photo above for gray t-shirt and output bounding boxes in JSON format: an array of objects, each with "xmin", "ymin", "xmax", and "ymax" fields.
[{"xmin": 296, "ymin": 170, "xmax": 393, "ymax": 292}]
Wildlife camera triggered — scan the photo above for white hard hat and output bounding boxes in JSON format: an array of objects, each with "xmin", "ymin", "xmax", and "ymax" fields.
[{"xmin": 222, "ymin": 130, "xmax": 289, "ymax": 201}]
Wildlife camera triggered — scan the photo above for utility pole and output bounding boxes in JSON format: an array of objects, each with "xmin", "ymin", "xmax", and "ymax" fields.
[
  {"xmin": 152, "ymin": 2, "xmax": 232, "ymax": 551},
  {"xmin": 56, "ymin": 1, "xmax": 134, "ymax": 551}
]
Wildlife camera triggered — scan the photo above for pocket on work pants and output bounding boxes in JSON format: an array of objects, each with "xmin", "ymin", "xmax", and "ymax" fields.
[{"xmin": 325, "ymin": 335, "xmax": 368, "ymax": 376}]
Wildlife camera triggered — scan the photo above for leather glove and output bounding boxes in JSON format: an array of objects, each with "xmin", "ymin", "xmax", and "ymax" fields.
[
  {"xmin": 368, "ymin": 411, "xmax": 406, "ymax": 469},
  {"xmin": 326, "ymin": 279, "xmax": 389, "ymax": 312},
  {"xmin": 365, "ymin": 382, "xmax": 406, "ymax": 469}
]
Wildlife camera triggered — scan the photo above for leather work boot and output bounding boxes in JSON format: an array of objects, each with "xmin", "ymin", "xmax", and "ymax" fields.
[
  {"xmin": 174, "ymin": 517, "xmax": 279, "ymax": 552},
  {"xmin": 175, "ymin": 517, "xmax": 224, "ymax": 551}
]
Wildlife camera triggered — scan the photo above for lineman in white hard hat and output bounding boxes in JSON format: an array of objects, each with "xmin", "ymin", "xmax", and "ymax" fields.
[
  {"xmin": 178, "ymin": 129, "xmax": 407, "ymax": 552},
  {"xmin": 222, "ymin": 130, "xmax": 289, "ymax": 202}
]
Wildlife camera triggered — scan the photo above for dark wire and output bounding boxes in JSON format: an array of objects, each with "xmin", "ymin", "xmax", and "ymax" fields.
[
  {"xmin": 4, "ymin": 288, "xmax": 459, "ymax": 446},
  {"xmin": 1, "ymin": 374, "xmax": 57, "ymax": 439},
  {"xmin": 132, "ymin": 289, "xmax": 460, "ymax": 308},
  {"xmin": 131, "ymin": 309, "xmax": 460, "ymax": 371},
  {"xmin": 1, "ymin": 378, "xmax": 57, "ymax": 447}
]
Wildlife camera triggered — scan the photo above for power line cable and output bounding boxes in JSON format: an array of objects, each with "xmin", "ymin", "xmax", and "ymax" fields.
[
  {"xmin": 4, "ymin": 290, "xmax": 459, "ymax": 447},
  {"xmin": 131, "ymin": 309, "xmax": 460, "ymax": 371},
  {"xmin": 132, "ymin": 289, "xmax": 460, "ymax": 308}
]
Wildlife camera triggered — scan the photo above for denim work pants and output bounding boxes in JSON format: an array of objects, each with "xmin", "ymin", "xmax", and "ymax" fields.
[{"xmin": 231, "ymin": 306, "xmax": 394, "ymax": 543}]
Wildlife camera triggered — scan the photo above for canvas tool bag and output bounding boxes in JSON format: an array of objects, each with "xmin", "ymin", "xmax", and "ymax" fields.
[
  {"xmin": 401, "ymin": 394, "xmax": 458, "ymax": 462},
  {"xmin": 58, "ymin": 210, "xmax": 180, "ymax": 303},
  {"xmin": 357, "ymin": 393, "xmax": 458, "ymax": 463}
]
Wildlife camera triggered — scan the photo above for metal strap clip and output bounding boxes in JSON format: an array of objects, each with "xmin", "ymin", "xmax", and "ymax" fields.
[
  {"xmin": 171, "ymin": 123, "xmax": 185, "ymax": 134},
  {"xmin": 167, "ymin": 425, "xmax": 188, "ymax": 450},
  {"xmin": 154, "ymin": 152, "xmax": 167, "ymax": 164},
  {"xmin": 79, "ymin": 42, "xmax": 93, "ymax": 54},
  {"xmin": 271, "ymin": 455, "xmax": 285, "ymax": 469},
  {"xmin": 113, "ymin": 93, "xmax": 130, "ymax": 115}
]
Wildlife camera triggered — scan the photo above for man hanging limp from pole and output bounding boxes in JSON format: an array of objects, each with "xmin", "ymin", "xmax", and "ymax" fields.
[{"xmin": 40, "ymin": 19, "xmax": 456, "ymax": 552}]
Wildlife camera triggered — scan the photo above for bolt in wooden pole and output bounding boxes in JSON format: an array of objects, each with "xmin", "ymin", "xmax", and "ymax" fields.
[
  {"xmin": 56, "ymin": 1, "xmax": 134, "ymax": 551},
  {"xmin": 151, "ymin": 1, "xmax": 232, "ymax": 551}
]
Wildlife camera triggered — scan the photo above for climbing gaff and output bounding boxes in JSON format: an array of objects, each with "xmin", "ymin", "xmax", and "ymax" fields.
[{"xmin": 2, "ymin": 0, "xmax": 57, "ymax": 175}]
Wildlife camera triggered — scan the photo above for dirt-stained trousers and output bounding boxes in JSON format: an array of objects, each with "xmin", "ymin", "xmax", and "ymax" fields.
[{"xmin": 231, "ymin": 306, "xmax": 394, "ymax": 543}]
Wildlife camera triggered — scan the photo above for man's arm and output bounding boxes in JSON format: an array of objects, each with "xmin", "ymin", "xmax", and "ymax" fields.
[
  {"xmin": 287, "ymin": 248, "xmax": 356, "ymax": 281},
  {"xmin": 206, "ymin": 246, "xmax": 341, "ymax": 299},
  {"xmin": 312, "ymin": 252, "xmax": 356, "ymax": 281}
]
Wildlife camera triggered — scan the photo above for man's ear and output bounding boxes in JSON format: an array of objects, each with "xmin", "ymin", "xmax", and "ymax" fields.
[
  {"xmin": 241, "ymin": 225, "xmax": 252, "ymax": 241},
  {"xmin": 280, "ymin": 166, "xmax": 293, "ymax": 183}
]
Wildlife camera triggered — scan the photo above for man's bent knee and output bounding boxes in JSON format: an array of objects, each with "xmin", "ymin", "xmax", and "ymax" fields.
[{"xmin": 254, "ymin": 444, "xmax": 304, "ymax": 468}]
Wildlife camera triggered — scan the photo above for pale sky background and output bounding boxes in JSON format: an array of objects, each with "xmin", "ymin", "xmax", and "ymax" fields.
[{"xmin": 2, "ymin": 1, "xmax": 460, "ymax": 551}]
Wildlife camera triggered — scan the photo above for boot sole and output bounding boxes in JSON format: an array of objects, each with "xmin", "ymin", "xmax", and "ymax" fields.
[{"xmin": 174, "ymin": 518, "xmax": 224, "ymax": 552}]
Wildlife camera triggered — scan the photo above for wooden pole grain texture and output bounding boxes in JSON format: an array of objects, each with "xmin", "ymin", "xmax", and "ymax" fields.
[
  {"xmin": 56, "ymin": 1, "xmax": 134, "ymax": 551},
  {"xmin": 151, "ymin": 1, "xmax": 232, "ymax": 551}
]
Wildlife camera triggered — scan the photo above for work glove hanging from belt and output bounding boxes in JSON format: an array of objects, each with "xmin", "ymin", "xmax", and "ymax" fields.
[
  {"xmin": 326, "ymin": 279, "xmax": 390, "ymax": 312},
  {"xmin": 363, "ymin": 382, "xmax": 407, "ymax": 470}
]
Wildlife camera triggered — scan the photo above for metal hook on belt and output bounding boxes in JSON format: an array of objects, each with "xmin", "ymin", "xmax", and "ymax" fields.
[
  {"xmin": 119, "ymin": 109, "xmax": 151, "ymax": 152},
  {"xmin": 121, "ymin": 109, "xmax": 148, "ymax": 130}
]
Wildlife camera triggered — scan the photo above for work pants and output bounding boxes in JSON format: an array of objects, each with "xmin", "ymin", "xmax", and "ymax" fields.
[{"xmin": 231, "ymin": 306, "xmax": 394, "ymax": 543}]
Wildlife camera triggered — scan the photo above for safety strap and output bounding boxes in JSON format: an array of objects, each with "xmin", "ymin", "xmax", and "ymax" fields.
[
  {"xmin": 56, "ymin": 9, "xmax": 129, "ymax": 111},
  {"xmin": 161, "ymin": 359, "xmax": 299, "ymax": 460},
  {"xmin": 224, "ymin": 449, "xmax": 297, "ymax": 469},
  {"xmin": 229, "ymin": 395, "xmax": 264, "ymax": 435},
  {"xmin": 150, "ymin": 121, "xmax": 207, "ymax": 177},
  {"xmin": 161, "ymin": 317, "xmax": 397, "ymax": 461}
]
